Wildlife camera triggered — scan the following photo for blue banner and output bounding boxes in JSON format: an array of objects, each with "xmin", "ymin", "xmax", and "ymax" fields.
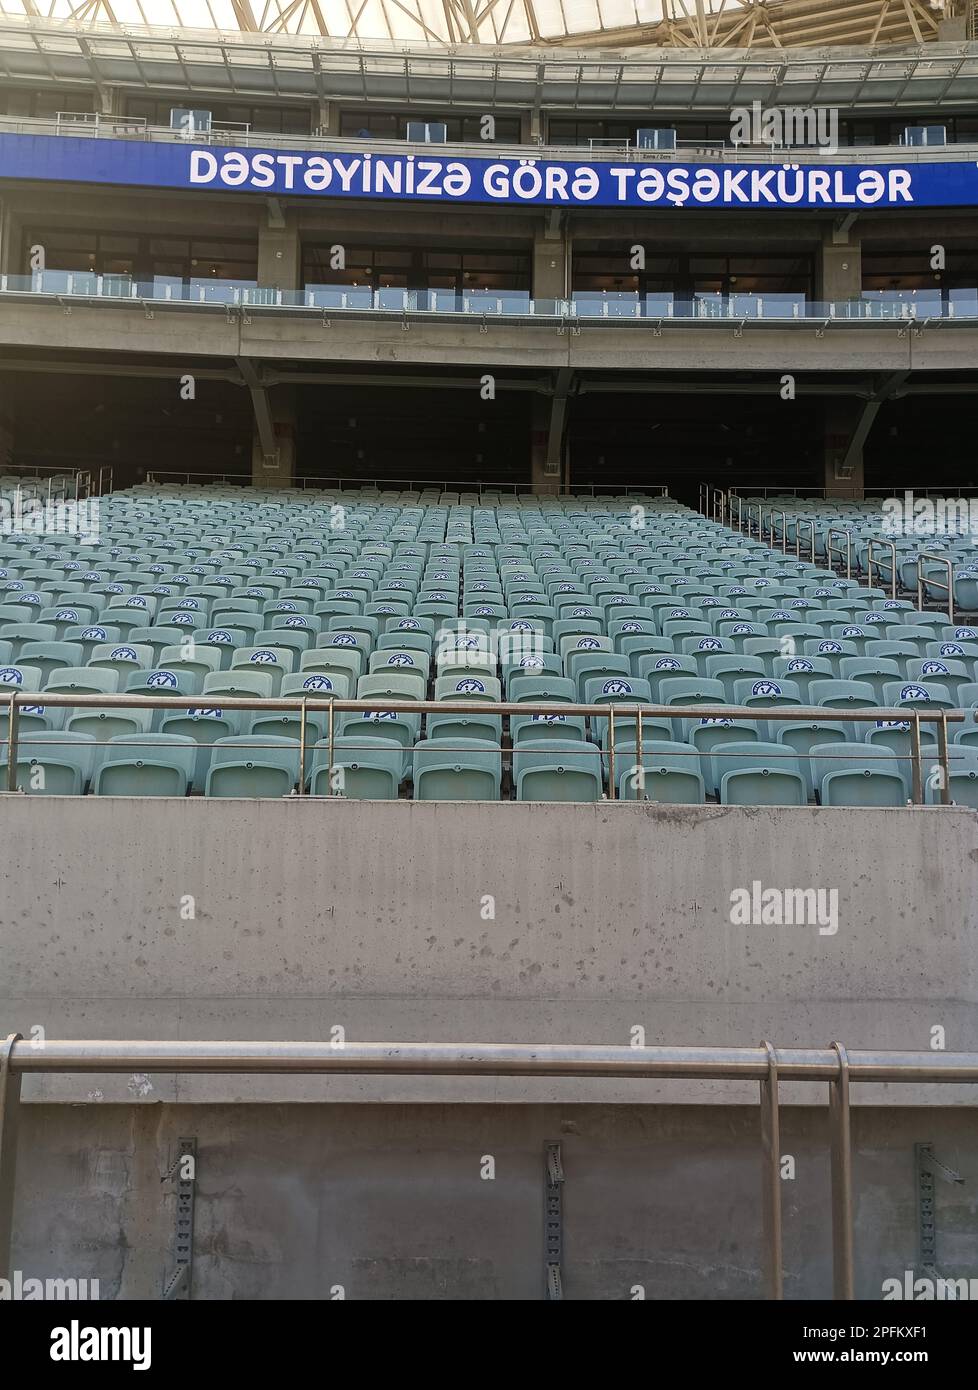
[{"xmin": 2, "ymin": 132, "xmax": 977, "ymax": 210}]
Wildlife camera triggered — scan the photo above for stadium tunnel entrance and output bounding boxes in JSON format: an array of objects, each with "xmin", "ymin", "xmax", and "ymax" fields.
[{"xmin": 1, "ymin": 359, "xmax": 976, "ymax": 506}]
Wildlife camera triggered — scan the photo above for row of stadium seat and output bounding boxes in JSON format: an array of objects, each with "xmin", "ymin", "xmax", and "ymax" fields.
[
  {"xmin": 5, "ymin": 731, "xmax": 975, "ymax": 805},
  {"xmin": 1, "ymin": 484, "xmax": 974, "ymax": 801}
]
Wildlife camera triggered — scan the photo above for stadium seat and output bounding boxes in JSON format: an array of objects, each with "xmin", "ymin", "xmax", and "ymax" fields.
[{"xmin": 94, "ymin": 734, "xmax": 197, "ymax": 796}]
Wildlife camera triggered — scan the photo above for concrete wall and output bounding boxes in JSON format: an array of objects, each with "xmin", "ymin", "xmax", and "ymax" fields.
[
  {"xmin": 10, "ymin": 1102, "xmax": 978, "ymax": 1300},
  {"xmin": 1, "ymin": 798, "xmax": 976, "ymax": 1105},
  {"xmin": 0, "ymin": 296, "xmax": 948, "ymax": 373}
]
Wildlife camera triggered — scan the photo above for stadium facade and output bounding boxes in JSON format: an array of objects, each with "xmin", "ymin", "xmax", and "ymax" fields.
[{"xmin": 0, "ymin": 3, "xmax": 977, "ymax": 1306}]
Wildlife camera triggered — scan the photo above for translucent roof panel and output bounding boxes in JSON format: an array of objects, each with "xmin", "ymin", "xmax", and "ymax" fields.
[
  {"xmin": 0, "ymin": 1, "xmax": 744, "ymax": 46},
  {"xmin": 0, "ymin": 0, "xmax": 943, "ymax": 50}
]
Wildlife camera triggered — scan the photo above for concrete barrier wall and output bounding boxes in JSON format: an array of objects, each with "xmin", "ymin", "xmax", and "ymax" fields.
[
  {"xmin": 2, "ymin": 797, "xmax": 976, "ymax": 1104},
  {"xmin": 10, "ymin": 1102, "xmax": 978, "ymax": 1300}
]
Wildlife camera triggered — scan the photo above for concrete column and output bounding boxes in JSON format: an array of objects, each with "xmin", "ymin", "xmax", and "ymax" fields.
[
  {"xmin": 0, "ymin": 412, "xmax": 14, "ymax": 469},
  {"xmin": 318, "ymin": 100, "xmax": 340, "ymax": 137},
  {"xmin": 823, "ymin": 400, "xmax": 865, "ymax": 499},
  {"xmin": 251, "ymin": 387, "xmax": 296, "ymax": 488},
  {"xmin": 520, "ymin": 111, "xmax": 543, "ymax": 144},
  {"xmin": 530, "ymin": 395, "xmax": 560, "ymax": 496},
  {"xmin": 532, "ymin": 218, "xmax": 568, "ymax": 303},
  {"xmin": 818, "ymin": 224, "xmax": 861, "ymax": 306},
  {"xmin": 257, "ymin": 207, "xmax": 301, "ymax": 293}
]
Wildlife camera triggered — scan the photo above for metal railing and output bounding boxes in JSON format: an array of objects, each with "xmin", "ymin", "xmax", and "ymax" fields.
[
  {"xmin": 0, "ymin": 692, "xmax": 964, "ymax": 808},
  {"xmin": 765, "ymin": 509, "xmax": 787, "ymax": 553},
  {"xmin": 917, "ymin": 551, "xmax": 956, "ymax": 625},
  {"xmin": 794, "ymin": 518, "xmax": 817, "ymax": 564},
  {"xmin": 867, "ymin": 538, "xmax": 898, "ymax": 602},
  {"xmin": 3, "ymin": 271, "xmax": 978, "ymax": 327},
  {"xmin": 826, "ymin": 528, "xmax": 854, "ymax": 579},
  {"xmin": 140, "ymin": 470, "xmax": 668, "ymax": 498},
  {"xmin": 7, "ymin": 110, "xmax": 978, "ymax": 168},
  {"xmin": 2, "ymin": 1033, "xmax": 977, "ymax": 1299}
]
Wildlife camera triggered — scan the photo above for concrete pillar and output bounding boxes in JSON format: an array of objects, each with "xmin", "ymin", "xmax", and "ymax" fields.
[
  {"xmin": 318, "ymin": 100, "xmax": 340, "ymax": 137},
  {"xmin": 530, "ymin": 396, "xmax": 560, "ymax": 496},
  {"xmin": 520, "ymin": 111, "xmax": 543, "ymax": 144},
  {"xmin": 251, "ymin": 387, "xmax": 296, "ymax": 488},
  {"xmin": 819, "ymin": 224, "xmax": 861, "ymax": 306},
  {"xmin": 823, "ymin": 400, "xmax": 865, "ymax": 499},
  {"xmin": 0, "ymin": 411, "xmax": 14, "ymax": 469},
  {"xmin": 532, "ymin": 218, "xmax": 568, "ymax": 303},
  {"xmin": 257, "ymin": 207, "xmax": 301, "ymax": 293}
]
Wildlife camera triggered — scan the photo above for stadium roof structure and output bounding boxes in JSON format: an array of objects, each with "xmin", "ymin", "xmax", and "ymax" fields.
[{"xmin": 0, "ymin": 0, "xmax": 959, "ymax": 51}]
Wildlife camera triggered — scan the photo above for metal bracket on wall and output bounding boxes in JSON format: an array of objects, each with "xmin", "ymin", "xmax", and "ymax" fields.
[
  {"xmin": 545, "ymin": 1141, "xmax": 563, "ymax": 1301},
  {"xmin": 161, "ymin": 1137, "xmax": 197, "ymax": 1301},
  {"xmin": 915, "ymin": 1142, "xmax": 964, "ymax": 1272}
]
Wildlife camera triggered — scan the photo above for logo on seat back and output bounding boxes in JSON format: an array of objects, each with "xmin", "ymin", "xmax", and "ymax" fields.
[
  {"xmin": 284, "ymin": 616, "xmax": 308, "ymax": 628},
  {"xmin": 302, "ymin": 675, "xmax": 333, "ymax": 691},
  {"xmin": 0, "ymin": 667, "xmax": 24, "ymax": 684},
  {"xmin": 751, "ymin": 680, "xmax": 782, "ymax": 697},
  {"xmin": 654, "ymin": 657, "xmax": 681, "ymax": 670},
  {"xmin": 387, "ymin": 653, "xmax": 415, "ymax": 666},
  {"xmin": 397, "ymin": 620, "xmax": 420, "ymax": 630},
  {"xmin": 819, "ymin": 641, "xmax": 843, "ymax": 653},
  {"xmin": 146, "ymin": 670, "xmax": 178, "ymax": 688},
  {"xmin": 250, "ymin": 650, "xmax": 278, "ymax": 664},
  {"xmin": 698, "ymin": 638, "xmax": 722, "ymax": 651},
  {"xmin": 55, "ymin": 609, "xmax": 78, "ymax": 622},
  {"xmin": 332, "ymin": 634, "xmax": 357, "ymax": 646},
  {"xmin": 900, "ymin": 684, "xmax": 930, "ymax": 701},
  {"xmin": 940, "ymin": 643, "xmax": 964, "ymax": 657},
  {"xmin": 787, "ymin": 659, "xmax": 814, "ymax": 672},
  {"xmin": 110, "ymin": 646, "xmax": 139, "ymax": 661},
  {"xmin": 81, "ymin": 626, "xmax": 107, "ymax": 640},
  {"xmin": 456, "ymin": 678, "xmax": 486, "ymax": 694},
  {"xmin": 920, "ymin": 661, "xmax": 949, "ymax": 676},
  {"xmin": 602, "ymin": 679, "xmax": 632, "ymax": 695}
]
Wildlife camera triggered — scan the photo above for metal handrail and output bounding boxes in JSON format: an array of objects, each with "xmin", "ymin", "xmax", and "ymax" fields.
[
  {"xmin": 1, "ymin": 692, "xmax": 963, "ymax": 804},
  {"xmin": 766, "ymin": 508, "xmax": 787, "ymax": 554},
  {"xmin": 795, "ymin": 517, "xmax": 816, "ymax": 563},
  {"xmin": 2, "ymin": 1034, "xmax": 977, "ymax": 1300},
  {"xmin": 917, "ymin": 550, "xmax": 955, "ymax": 625},
  {"xmin": 729, "ymin": 494, "xmax": 744, "ymax": 534},
  {"xmin": 866, "ymin": 538, "xmax": 897, "ymax": 601},
  {"xmin": 826, "ymin": 527, "xmax": 853, "ymax": 579},
  {"xmin": 140, "ymin": 470, "xmax": 669, "ymax": 498},
  {"xmin": 745, "ymin": 503, "xmax": 762, "ymax": 538}
]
